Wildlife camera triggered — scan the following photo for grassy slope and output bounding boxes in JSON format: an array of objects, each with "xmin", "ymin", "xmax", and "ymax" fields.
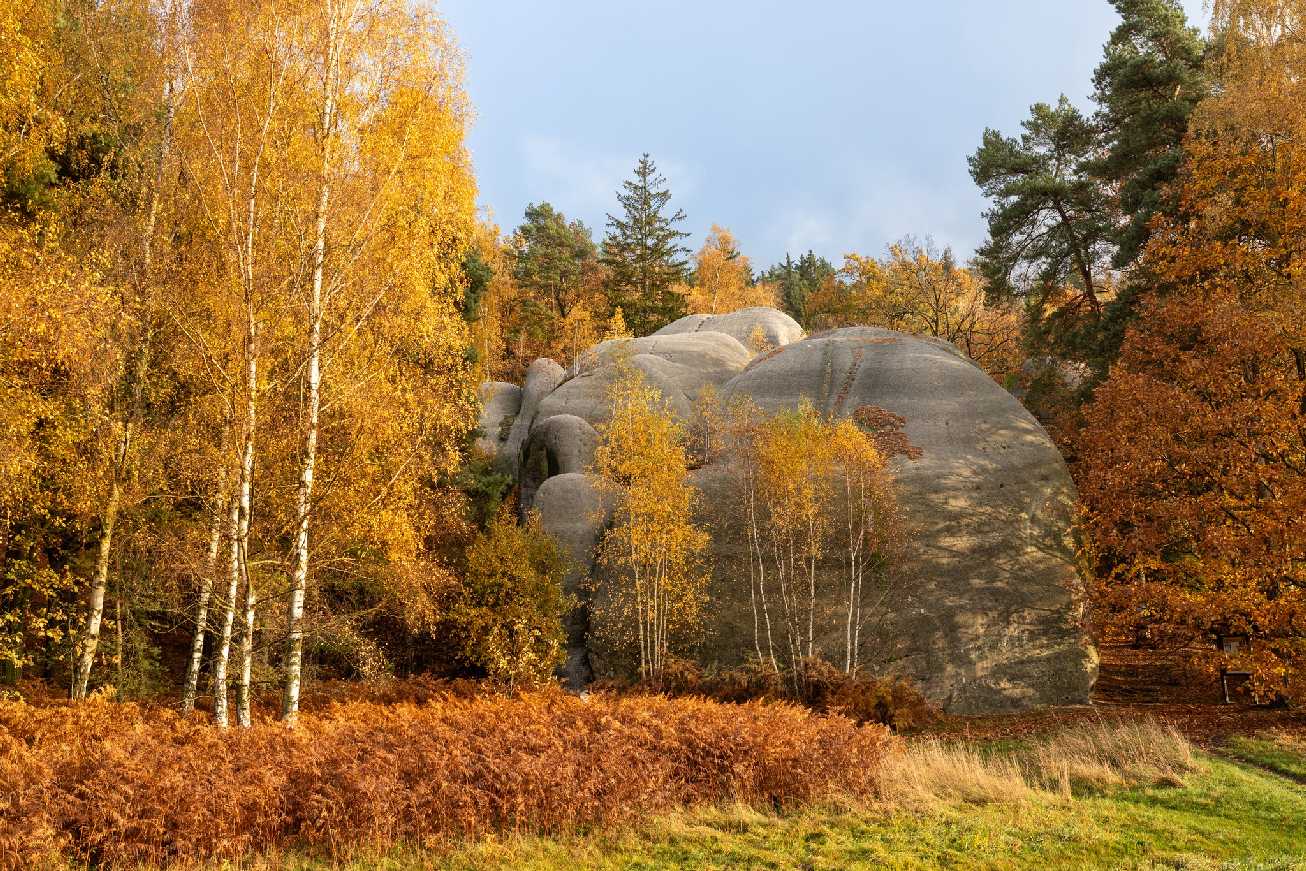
[
  {"xmin": 274, "ymin": 755, "xmax": 1306, "ymax": 871},
  {"xmin": 1223, "ymin": 735, "xmax": 1306, "ymax": 783}
]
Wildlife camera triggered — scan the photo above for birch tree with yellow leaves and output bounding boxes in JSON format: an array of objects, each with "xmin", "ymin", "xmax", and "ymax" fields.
[
  {"xmin": 711, "ymin": 399, "xmax": 902, "ymax": 681},
  {"xmin": 279, "ymin": 0, "xmax": 478, "ymax": 724},
  {"xmin": 595, "ymin": 368, "xmax": 709, "ymax": 685},
  {"xmin": 679, "ymin": 225, "xmax": 778, "ymax": 315}
]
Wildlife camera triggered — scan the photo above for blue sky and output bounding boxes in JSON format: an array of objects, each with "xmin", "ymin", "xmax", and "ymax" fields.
[{"xmin": 439, "ymin": 1, "xmax": 1209, "ymax": 269}]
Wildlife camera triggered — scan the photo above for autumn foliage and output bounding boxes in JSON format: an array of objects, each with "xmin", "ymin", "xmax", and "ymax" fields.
[
  {"xmin": 1078, "ymin": 0, "xmax": 1306, "ymax": 700},
  {"xmin": 0, "ymin": 691, "xmax": 891, "ymax": 869}
]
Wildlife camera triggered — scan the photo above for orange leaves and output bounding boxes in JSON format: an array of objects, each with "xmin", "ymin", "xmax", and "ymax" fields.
[
  {"xmin": 1077, "ymin": 0, "xmax": 1306, "ymax": 702},
  {"xmin": 0, "ymin": 690, "xmax": 892, "ymax": 869},
  {"xmin": 805, "ymin": 240, "xmax": 1022, "ymax": 380},
  {"xmin": 1079, "ymin": 267, "xmax": 1306, "ymax": 699}
]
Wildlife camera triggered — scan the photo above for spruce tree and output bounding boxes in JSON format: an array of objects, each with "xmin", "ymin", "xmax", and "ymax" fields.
[{"xmin": 601, "ymin": 154, "xmax": 691, "ymax": 335}]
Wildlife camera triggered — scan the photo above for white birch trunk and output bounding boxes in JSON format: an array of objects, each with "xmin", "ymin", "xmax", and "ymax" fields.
[
  {"xmin": 212, "ymin": 495, "xmax": 241, "ymax": 727},
  {"xmin": 284, "ymin": 2, "xmax": 339, "ymax": 725},
  {"xmin": 72, "ymin": 39, "xmax": 180, "ymax": 700},
  {"xmin": 236, "ymin": 563, "xmax": 256, "ymax": 727},
  {"xmin": 181, "ymin": 458, "xmax": 230, "ymax": 713},
  {"xmin": 233, "ymin": 323, "xmax": 257, "ymax": 726},
  {"xmin": 72, "ymin": 464, "xmax": 122, "ymax": 699}
]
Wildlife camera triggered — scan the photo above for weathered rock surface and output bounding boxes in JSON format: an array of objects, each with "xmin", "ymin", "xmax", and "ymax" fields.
[
  {"xmin": 656, "ymin": 307, "xmax": 805, "ymax": 349},
  {"xmin": 521, "ymin": 414, "xmax": 599, "ymax": 508},
  {"xmin": 477, "ymin": 309, "xmax": 1096, "ymax": 712},
  {"xmin": 535, "ymin": 332, "xmax": 751, "ymax": 430},
  {"xmin": 533, "ymin": 472, "xmax": 613, "ymax": 688},
  {"xmin": 718, "ymin": 327, "xmax": 1096, "ymax": 712},
  {"xmin": 502, "ymin": 358, "xmax": 565, "ymax": 476},
  {"xmin": 475, "ymin": 381, "xmax": 521, "ymax": 459}
]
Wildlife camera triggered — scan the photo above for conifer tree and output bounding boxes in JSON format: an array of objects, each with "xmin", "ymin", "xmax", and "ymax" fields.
[
  {"xmin": 512, "ymin": 202, "xmax": 601, "ymax": 319},
  {"xmin": 1091, "ymin": 0, "xmax": 1208, "ymax": 269},
  {"xmin": 1090, "ymin": 0, "xmax": 1209, "ymax": 364},
  {"xmin": 601, "ymin": 154, "xmax": 690, "ymax": 335},
  {"xmin": 760, "ymin": 251, "xmax": 836, "ymax": 327}
]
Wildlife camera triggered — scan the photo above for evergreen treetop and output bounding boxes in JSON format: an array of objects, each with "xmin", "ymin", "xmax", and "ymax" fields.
[{"xmin": 601, "ymin": 154, "xmax": 691, "ymax": 335}]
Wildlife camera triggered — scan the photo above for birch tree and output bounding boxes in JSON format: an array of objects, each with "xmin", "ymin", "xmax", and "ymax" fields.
[
  {"xmin": 714, "ymin": 400, "xmax": 902, "ymax": 682},
  {"xmin": 180, "ymin": 445, "xmax": 229, "ymax": 714},
  {"xmin": 281, "ymin": 0, "xmax": 478, "ymax": 724},
  {"xmin": 595, "ymin": 368, "xmax": 709, "ymax": 685},
  {"xmin": 174, "ymin": 0, "xmax": 296, "ymax": 723},
  {"xmin": 72, "ymin": 0, "xmax": 186, "ymax": 700}
]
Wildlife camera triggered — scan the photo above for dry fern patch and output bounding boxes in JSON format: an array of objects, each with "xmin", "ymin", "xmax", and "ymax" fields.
[{"xmin": 0, "ymin": 690, "xmax": 891, "ymax": 870}]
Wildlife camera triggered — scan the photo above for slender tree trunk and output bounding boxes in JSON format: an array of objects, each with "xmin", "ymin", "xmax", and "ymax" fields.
[
  {"xmin": 233, "ymin": 333, "xmax": 257, "ymax": 726},
  {"xmin": 114, "ymin": 590, "xmax": 124, "ymax": 692},
  {"xmin": 71, "ymin": 57, "xmax": 179, "ymax": 701},
  {"xmin": 285, "ymin": 5, "xmax": 340, "ymax": 726},
  {"xmin": 181, "ymin": 457, "xmax": 230, "ymax": 714},
  {"xmin": 72, "ymin": 459, "xmax": 123, "ymax": 699},
  {"xmin": 236, "ymin": 558, "xmax": 256, "ymax": 727},
  {"xmin": 807, "ymin": 518, "xmax": 817, "ymax": 662},
  {"xmin": 212, "ymin": 495, "xmax": 241, "ymax": 727},
  {"xmin": 744, "ymin": 481, "xmax": 765, "ymax": 666}
]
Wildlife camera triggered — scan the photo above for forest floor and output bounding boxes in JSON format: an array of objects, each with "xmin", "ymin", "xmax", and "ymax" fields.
[{"xmin": 248, "ymin": 647, "xmax": 1306, "ymax": 871}]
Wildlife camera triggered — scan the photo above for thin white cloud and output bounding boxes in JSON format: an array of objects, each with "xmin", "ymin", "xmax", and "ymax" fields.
[{"xmin": 767, "ymin": 164, "xmax": 984, "ymax": 265}]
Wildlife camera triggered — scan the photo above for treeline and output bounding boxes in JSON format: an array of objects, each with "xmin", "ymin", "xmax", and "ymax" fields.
[
  {"xmin": 966, "ymin": 0, "xmax": 1306, "ymax": 700},
  {"xmin": 476, "ymin": 194, "xmax": 1024, "ymax": 385}
]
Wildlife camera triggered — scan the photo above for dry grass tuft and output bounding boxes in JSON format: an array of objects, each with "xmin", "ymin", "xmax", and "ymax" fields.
[
  {"xmin": 1017, "ymin": 718, "xmax": 1195, "ymax": 792},
  {"xmin": 880, "ymin": 738, "xmax": 1036, "ymax": 807},
  {"xmin": 0, "ymin": 689, "xmax": 891, "ymax": 870},
  {"xmin": 879, "ymin": 717, "xmax": 1197, "ymax": 808}
]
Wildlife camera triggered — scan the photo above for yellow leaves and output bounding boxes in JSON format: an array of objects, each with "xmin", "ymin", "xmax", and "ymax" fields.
[
  {"xmin": 679, "ymin": 225, "xmax": 777, "ymax": 315},
  {"xmin": 603, "ymin": 306, "xmax": 632, "ymax": 341},
  {"xmin": 456, "ymin": 508, "xmax": 570, "ymax": 688},
  {"xmin": 0, "ymin": 0, "xmax": 64, "ymax": 183},
  {"xmin": 803, "ymin": 241, "xmax": 1021, "ymax": 379},
  {"xmin": 594, "ymin": 365, "xmax": 710, "ymax": 678}
]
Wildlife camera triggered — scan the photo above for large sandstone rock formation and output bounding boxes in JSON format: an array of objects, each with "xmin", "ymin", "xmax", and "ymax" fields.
[{"xmin": 477, "ymin": 308, "xmax": 1096, "ymax": 712}]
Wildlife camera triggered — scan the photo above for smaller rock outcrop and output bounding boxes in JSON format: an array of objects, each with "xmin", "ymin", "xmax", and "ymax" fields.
[
  {"xmin": 475, "ymin": 381, "xmax": 521, "ymax": 460},
  {"xmin": 535, "ymin": 332, "xmax": 752, "ymax": 430},
  {"xmin": 502, "ymin": 358, "xmax": 565, "ymax": 475},
  {"xmin": 655, "ymin": 307, "xmax": 805, "ymax": 349},
  {"xmin": 521, "ymin": 414, "xmax": 599, "ymax": 508},
  {"xmin": 534, "ymin": 472, "xmax": 613, "ymax": 687}
]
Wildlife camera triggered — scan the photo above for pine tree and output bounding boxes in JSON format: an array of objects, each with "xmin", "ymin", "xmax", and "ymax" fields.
[
  {"xmin": 1091, "ymin": 0, "xmax": 1208, "ymax": 269},
  {"xmin": 1090, "ymin": 0, "xmax": 1209, "ymax": 367},
  {"xmin": 601, "ymin": 154, "xmax": 691, "ymax": 335},
  {"xmin": 512, "ymin": 202, "xmax": 601, "ymax": 319},
  {"xmin": 969, "ymin": 97, "xmax": 1116, "ymax": 373}
]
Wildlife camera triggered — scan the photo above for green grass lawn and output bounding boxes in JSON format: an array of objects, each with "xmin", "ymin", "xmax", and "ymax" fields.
[
  {"xmin": 266, "ymin": 752, "xmax": 1306, "ymax": 871},
  {"xmin": 1223, "ymin": 734, "xmax": 1306, "ymax": 784}
]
